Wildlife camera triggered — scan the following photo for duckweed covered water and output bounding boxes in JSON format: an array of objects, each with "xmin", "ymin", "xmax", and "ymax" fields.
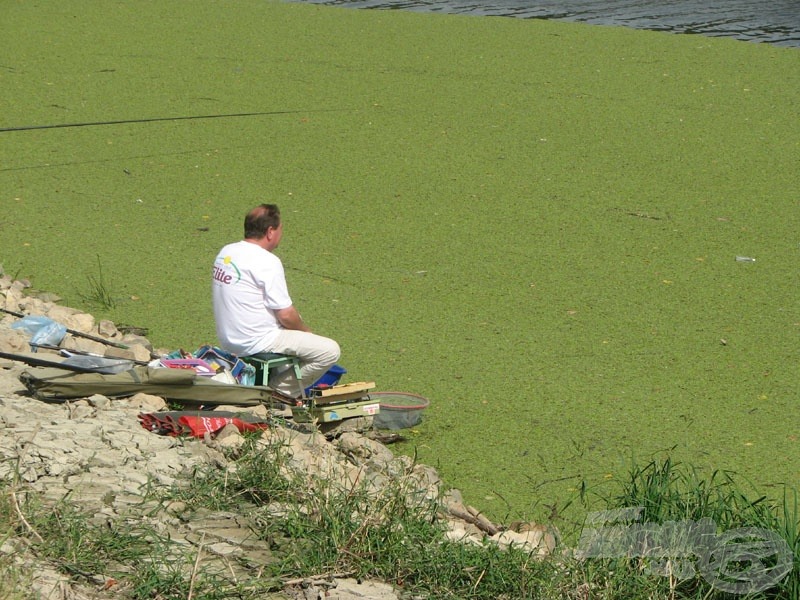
[{"xmin": 1, "ymin": 0, "xmax": 798, "ymax": 522}]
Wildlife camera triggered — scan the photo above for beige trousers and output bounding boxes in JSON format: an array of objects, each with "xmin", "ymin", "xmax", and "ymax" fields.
[{"xmin": 254, "ymin": 329, "xmax": 340, "ymax": 398}]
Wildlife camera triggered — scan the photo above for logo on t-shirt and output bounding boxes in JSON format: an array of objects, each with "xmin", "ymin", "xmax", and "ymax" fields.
[{"xmin": 212, "ymin": 255, "xmax": 241, "ymax": 285}]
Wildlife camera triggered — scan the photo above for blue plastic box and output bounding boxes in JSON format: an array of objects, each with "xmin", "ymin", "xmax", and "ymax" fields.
[{"xmin": 305, "ymin": 364, "xmax": 347, "ymax": 394}]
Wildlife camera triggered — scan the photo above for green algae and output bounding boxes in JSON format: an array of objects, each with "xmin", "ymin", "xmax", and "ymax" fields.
[{"xmin": 1, "ymin": 1, "xmax": 798, "ymax": 522}]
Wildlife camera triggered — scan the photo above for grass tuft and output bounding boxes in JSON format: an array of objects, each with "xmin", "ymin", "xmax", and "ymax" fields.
[{"xmin": 79, "ymin": 255, "xmax": 117, "ymax": 310}]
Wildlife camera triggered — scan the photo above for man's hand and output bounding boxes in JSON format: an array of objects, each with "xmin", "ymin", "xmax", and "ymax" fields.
[{"xmin": 275, "ymin": 305, "xmax": 311, "ymax": 333}]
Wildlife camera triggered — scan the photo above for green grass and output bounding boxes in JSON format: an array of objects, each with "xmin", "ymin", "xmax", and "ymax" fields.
[
  {"xmin": 1, "ymin": 0, "xmax": 798, "ymax": 522},
  {"xmin": 78, "ymin": 254, "xmax": 118, "ymax": 309},
  {"xmin": 0, "ymin": 477, "xmax": 277, "ymax": 599}
]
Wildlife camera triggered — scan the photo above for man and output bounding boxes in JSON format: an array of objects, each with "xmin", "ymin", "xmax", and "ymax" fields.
[{"xmin": 212, "ymin": 204, "xmax": 340, "ymax": 398}]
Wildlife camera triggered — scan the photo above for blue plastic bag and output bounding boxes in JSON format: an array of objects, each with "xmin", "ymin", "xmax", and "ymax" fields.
[{"xmin": 11, "ymin": 315, "xmax": 68, "ymax": 349}]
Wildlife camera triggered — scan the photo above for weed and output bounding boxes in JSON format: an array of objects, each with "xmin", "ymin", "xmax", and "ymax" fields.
[
  {"xmin": 79, "ymin": 255, "xmax": 117, "ymax": 310},
  {"xmin": 0, "ymin": 493, "xmax": 31, "ymax": 600}
]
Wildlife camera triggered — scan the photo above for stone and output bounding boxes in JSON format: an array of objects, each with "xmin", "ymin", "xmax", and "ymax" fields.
[
  {"xmin": 123, "ymin": 393, "xmax": 167, "ymax": 412},
  {"xmin": 17, "ymin": 296, "xmax": 48, "ymax": 316},
  {"xmin": 97, "ymin": 319, "xmax": 120, "ymax": 338},
  {"xmin": 32, "ymin": 292, "xmax": 62, "ymax": 304},
  {"xmin": 120, "ymin": 333, "xmax": 154, "ymax": 352},
  {"xmin": 2, "ymin": 285, "xmax": 23, "ymax": 311},
  {"xmin": 68, "ymin": 404, "xmax": 96, "ymax": 420},
  {"xmin": 103, "ymin": 343, "xmax": 153, "ymax": 362},
  {"xmin": 87, "ymin": 394, "xmax": 111, "ymax": 409},
  {"xmin": 45, "ymin": 304, "xmax": 81, "ymax": 323},
  {"xmin": 325, "ymin": 579, "xmax": 400, "ymax": 600},
  {"xmin": 215, "ymin": 403, "xmax": 270, "ymax": 418},
  {"xmin": 128, "ymin": 343, "xmax": 154, "ymax": 362},
  {"xmin": 0, "ymin": 328, "xmax": 30, "ymax": 353},
  {"xmin": 61, "ymin": 335, "xmax": 108, "ymax": 356},
  {"xmin": 165, "ymin": 501, "xmax": 188, "ymax": 516},
  {"xmin": 62, "ymin": 312, "xmax": 95, "ymax": 334},
  {"xmin": 335, "ymin": 432, "xmax": 395, "ymax": 467},
  {"xmin": 212, "ymin": 423, "xmax": 246, "ymax": 449},
  {"xmin": 490, "ymin": 523, "xmax": 557, "ymax": 556}
]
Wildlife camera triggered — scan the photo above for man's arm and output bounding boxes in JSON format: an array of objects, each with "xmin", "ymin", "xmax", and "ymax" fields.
[{"xmin": 275, "ymin": 305, "xmax": 311, "ymax": 332}]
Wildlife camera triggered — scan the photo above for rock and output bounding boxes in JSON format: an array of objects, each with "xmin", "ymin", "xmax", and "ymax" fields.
[
  {"xmin": 491, "ymin": 524, "xmax": 557, "ymax": 556},
  {"xmin": 31, "ymin": 292, "xmax": 62, "ymax": 304},
  {"xmin": 335, "ymin": 431, "xmax": 394, "ymax": 467},
  {"xmin": 62, "ymin": 312, "xmax": 95, "ymax": 334},
  {"xmin": 326, "ymin": 578, "xmax": 399, "ymax": 600},
  {"xmin": 61, "ymin": 335, "xmax": 108, "ymax": 356},
  {"xmin": 123, "ymin": 393, "xmax": 167, "ymax": 412},
  {"xmin": 29, "ymin": 565, "xmax": 74, "ymax": 600},
  {"xmin": 2, "ymin": 284, "xmax": 24, "ymax": 312},
  {"xmin": 68, "ymin": 404, "xmax": 96, "ymax": 420},
  {"xmin": 120, "ymin": 333, "xmax": 154, "ymax": 352},
  {"xmin": 128, "ymin": 343, "xmax": 155, "ymax": 362},
  {"xmin": 97, "ymin": 319, "xmax": 120, "ymax": 338},
  {"xmin": 212, "ymin": 423, "xmax": 246, "ymax": 449},
  {"xmin": 45, "ymin": 304, "xmax": 81, "ymax": 323},
  {"xmin": 17, "ymin": 296, "xmax": 48, "ymax": 316},
  {"xmin": 103, "ymin": 343, "xmax": 153, "ymax": 362},
  {"xmin": 87, "ymin": 394, "xmax": 111, "ymax": 409},
  {"xmin": 0, "ymin": 327, "xmax": 30, "ymax": 353},
  {"xmin": 165, "ymin": 500, "xmax": 188, "ymax": 516}
]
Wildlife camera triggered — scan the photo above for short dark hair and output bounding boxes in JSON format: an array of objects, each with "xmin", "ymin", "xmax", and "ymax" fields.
[{"xmin": 244, "ymin": 204, "xmax": 281, "ymax": 239}]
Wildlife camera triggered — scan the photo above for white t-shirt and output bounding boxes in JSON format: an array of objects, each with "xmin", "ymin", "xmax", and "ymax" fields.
[{"xmin": 212, "ymin": 240, "xmax": 292, "ymax": 356}]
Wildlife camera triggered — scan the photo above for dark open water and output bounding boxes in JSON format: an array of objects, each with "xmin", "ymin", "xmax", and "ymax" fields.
[{"xmin": 295, "ymin": 0, "xmax": 800, "ymax": 47}]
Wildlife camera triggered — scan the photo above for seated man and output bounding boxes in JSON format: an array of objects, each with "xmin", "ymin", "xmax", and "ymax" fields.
[{"xmin": 212, "ymin": 203, "xmax": 340, "ymax": 398}]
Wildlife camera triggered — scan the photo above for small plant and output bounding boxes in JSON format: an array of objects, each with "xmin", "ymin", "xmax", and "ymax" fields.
[
  {"xmin": 0, "ymin": 262, "xmax": 25, "ymax": 282},
  {"xmin": 0, "ymin": 489, "xmax": 31, "ymax": 600},
  {"xmin": 79, "ymin": 255, "xmax": 117, "ymax": 310}
]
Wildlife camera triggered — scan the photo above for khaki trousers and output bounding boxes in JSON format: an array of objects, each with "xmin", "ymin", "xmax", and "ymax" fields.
[{"xmin": 254, "ymin": 329, "xmax": 340, "ymax": 398}]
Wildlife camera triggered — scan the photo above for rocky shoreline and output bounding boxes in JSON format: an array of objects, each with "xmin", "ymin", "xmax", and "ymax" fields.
[{"xmin": 0, "ymin": 275, "xmax": 556, "ymax": 600}]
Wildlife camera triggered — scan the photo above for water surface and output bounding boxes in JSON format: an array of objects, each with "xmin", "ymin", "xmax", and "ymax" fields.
[{"xmin": 294, "ymin": 0, "xmax": 800, "ymax": 47}]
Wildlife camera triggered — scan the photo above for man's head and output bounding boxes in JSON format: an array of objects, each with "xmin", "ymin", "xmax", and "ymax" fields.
[{"xmin": 244, "ymin": 204, "xmax": 283, "ymax": 250}]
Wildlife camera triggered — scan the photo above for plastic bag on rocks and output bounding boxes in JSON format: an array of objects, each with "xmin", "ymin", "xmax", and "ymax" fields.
[{"xmin": 11, "ymin": 315, "xmax": 67, "ymax": 348}]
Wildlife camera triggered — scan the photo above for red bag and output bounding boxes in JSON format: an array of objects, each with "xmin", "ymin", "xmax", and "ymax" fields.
[{"xmin": 177, "ymin": 415, "xmax": 269, "ymax": 437}]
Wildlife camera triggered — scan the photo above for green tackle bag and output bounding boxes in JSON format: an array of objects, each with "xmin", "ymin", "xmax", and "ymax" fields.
[{"xmin": 19, "ymin": 365, "xmax": 274, "ymax": 406}]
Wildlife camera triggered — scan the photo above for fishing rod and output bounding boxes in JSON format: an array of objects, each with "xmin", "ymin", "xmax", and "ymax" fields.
[{"xmin": 0, "ymin": 108, "xmax": 353, "ymax": 133}]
